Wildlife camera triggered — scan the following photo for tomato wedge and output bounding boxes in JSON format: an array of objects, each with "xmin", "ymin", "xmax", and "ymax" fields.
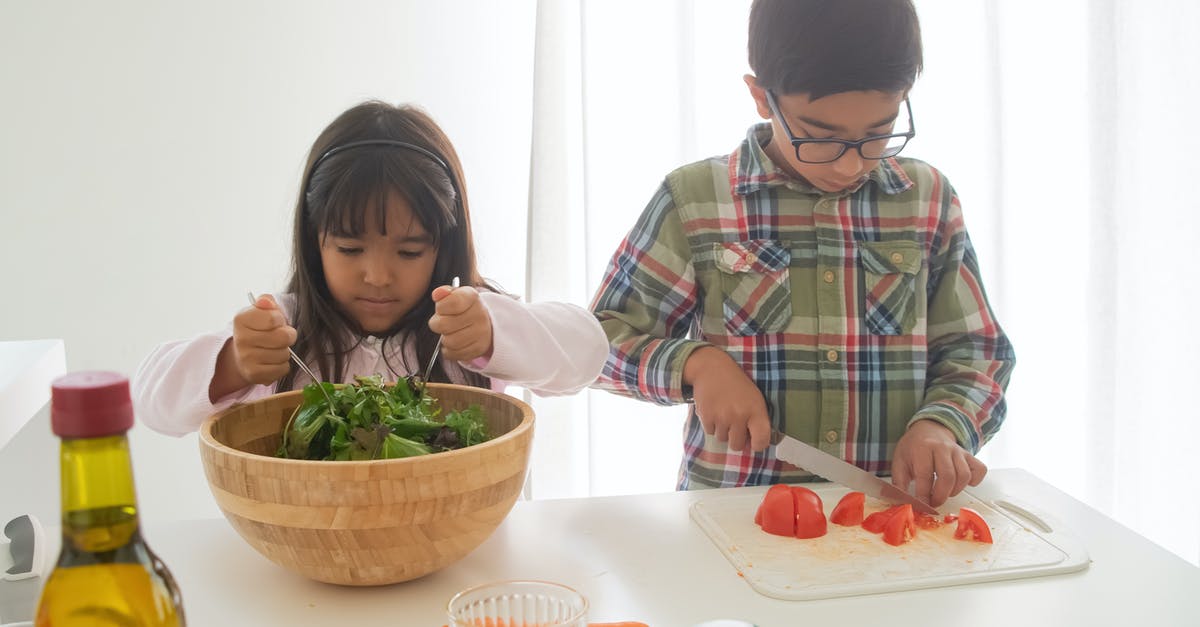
[
  {"xmin": 829, "ymin": 491, "xmax": 865, "ymax": 526},
  {"xmin": 882, "ymin": 504, "xmax": 916, "ymax": 546},
  {"xmin": 861, "ymin": 504, "xmax": 904, "ymax": 533},
  {"xmin": 791, "ymin": 486, "xmax": 827, "ymax": 539},
  {"xmin": 756, "ymin": 484, "xmax": 795, "ymax": 537},
  {"xmin": 953, "ymin": 507, "xmax": 993, "ymax": 543},
  {"xmin": 755, "ymin": 484, "xmax": 828, "ymax": 539},
  {"xmin": 915, "ymin": 512, "xmax": 943, "ymax": 529}
]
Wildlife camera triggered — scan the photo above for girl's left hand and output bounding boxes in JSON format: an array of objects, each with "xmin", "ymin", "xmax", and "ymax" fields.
[
  {"xmin": 890, "ymin": 419, "xmax": 987, "ymax": 508},
  {"xmin": 429, "ymin": 284, "xmax": 494, "ymax": 362}
]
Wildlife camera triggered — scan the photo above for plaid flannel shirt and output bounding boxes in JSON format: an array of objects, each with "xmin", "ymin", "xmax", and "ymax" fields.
[{"xmin": 590, "ymin": 123, "xmax": 1015, "ymax": 489}]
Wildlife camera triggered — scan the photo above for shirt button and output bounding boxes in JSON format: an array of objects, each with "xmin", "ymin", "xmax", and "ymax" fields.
[
  {"xmin": 823, "ymin": 270, "xmax": 835, "ymax": 284},
  {"xmin": 366, "ymin": 336, "xmax": 378, "ymax": 346},
  {"xmin": 824, "ymin": 430, "xmax": 838, "ymax": 443},
  {"xmin": 826, "ymin": 349, "xmax": 839, "ymax": 362},
  {"xmin": 890, "ymin": 252, "xmax": 904, "ymax": 264}
]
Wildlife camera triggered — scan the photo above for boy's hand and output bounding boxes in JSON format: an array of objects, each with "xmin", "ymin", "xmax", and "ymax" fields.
[
  {"xmin": 429, "ymin": 284, "xmax": 493, "ymax": 362},
  {"xmin": 684, "ymin": 346, "xmax": 772, "ymax": 452},
  {"xmin": 890, "ymin": 419, "xmax": 987, "ymax": 508}
]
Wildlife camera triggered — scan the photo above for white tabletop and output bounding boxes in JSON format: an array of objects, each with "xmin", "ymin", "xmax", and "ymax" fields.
[{"xmin": 128, "ymin": 468, "xmax": 1197, "ymax": 627}]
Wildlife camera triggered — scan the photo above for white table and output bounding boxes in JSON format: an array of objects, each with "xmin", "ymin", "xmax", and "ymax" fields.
[
  {"xmin": 132, "ymin": 468, "xmax": 1195, "ymax": 627},
  {"xmin": 0, "ymin": 340, "xmax": 65, "ymax": 452}
]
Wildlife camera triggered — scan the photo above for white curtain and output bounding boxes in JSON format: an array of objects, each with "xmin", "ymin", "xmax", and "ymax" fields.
[{"xmin": 525, "ymin": 0, "xmax": 1199, "ymax": 566}]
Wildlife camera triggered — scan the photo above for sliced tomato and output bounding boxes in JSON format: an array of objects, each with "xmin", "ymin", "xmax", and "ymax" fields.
[
  {"xmin": 915, "ymin": 512, "xmax": 943, "ymax": 530},
  {"xmin": 861, "ymin": 504, "xmax": 904, "ymax": 533},
  {"xmin": 953, "ymin": 507, "xmax": 993, "ymax": 543},
  {"xmin": 756, "ymin": 484, "xmax": 795, "ymax": 537},
  {"xmin": 790, "ymin": 486, "xmax": 827, "ymax": 539},
  {"xmin": 882, "ymin": 504, "xmax": 916, "ymax": 546},
  {"xmin": 942, "ymin": 514, "xmax": 959, "ymax": 524},
  {"xmin": 829, "ymin": 491, "xmax": 865, "ymax": 526}
]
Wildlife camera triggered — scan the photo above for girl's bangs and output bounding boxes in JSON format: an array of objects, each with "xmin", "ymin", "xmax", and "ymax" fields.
[{"xmin": 313, "ymin": 151, "xmax": 456, "ymax": 241}]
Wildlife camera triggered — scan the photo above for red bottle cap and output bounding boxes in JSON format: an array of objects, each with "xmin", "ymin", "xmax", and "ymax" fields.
[{"xmin": 51, "ymin": 371, "xmax": 134, "ymax": 438}]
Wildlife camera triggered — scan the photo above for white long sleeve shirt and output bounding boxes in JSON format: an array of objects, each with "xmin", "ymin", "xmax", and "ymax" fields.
[{"xmin": 132, "ymin": 292, "xmax": 607, "ymax": 436}]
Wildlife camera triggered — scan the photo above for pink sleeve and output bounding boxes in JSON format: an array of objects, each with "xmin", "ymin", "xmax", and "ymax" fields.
[
  {"xmin": 130, "ymin": 293, "xmax": 295, "ymax": 436},
  {"xmin": 460, "ymin": 293, "xmax": 608, "ymax": 397}
]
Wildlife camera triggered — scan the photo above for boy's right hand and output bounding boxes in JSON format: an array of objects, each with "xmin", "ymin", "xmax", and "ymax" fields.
[
  {"xmin": 229, "ymin": 295, "xmax": 298, "ymax": 386},
  {"xmin": 684, "ymin": 346, "xmax": 772, "ymax": 452}
]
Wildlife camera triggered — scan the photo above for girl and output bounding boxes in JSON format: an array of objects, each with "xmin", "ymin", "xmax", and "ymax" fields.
[{"xmin": 134, "ymin": 101, "xmax": 608, "ymax": 436}]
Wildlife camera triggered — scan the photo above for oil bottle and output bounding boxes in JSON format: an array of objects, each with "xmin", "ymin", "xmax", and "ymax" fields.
[{"xmin": 35, "ymin": 371, "xmax": 185, "ymax": 626}]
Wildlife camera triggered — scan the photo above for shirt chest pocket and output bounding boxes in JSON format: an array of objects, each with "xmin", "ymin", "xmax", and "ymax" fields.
[
  {"xmin": 714, "ymin": 240, "xmax": 792, "ymax": 335},
  {"xmin": 858, "ymin": 240, "xmax": 922, "ymax": 336}
]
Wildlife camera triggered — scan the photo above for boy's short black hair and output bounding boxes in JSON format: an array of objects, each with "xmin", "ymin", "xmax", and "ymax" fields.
[{"xmin": 749, "ymin": 0, "xmax": 923, "ymax": 99}]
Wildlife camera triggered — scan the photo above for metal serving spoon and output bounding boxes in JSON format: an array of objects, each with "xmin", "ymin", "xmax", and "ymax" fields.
[
  {"xmin": 246, "ymin": 292, "xmax": 335, "ymax": 410},
  {"xmin": 416, "ymin": 276, "xmax": 459, "ymax": 397}
]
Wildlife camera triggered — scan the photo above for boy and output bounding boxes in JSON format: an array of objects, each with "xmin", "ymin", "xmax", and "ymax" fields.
[{"xmin": 589, "ymin": 0, "xmax": 1014, "ymax": 508}]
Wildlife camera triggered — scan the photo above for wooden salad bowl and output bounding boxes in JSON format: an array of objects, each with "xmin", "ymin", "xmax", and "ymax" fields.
[{"xmin": 198, "ymin": 383, "xmax": 534, "ymax": 586}]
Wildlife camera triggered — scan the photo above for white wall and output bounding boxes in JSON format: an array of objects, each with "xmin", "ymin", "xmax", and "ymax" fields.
[{"xmin": 0, "ymin": 0, "xmax": 536, "ymax": 523}]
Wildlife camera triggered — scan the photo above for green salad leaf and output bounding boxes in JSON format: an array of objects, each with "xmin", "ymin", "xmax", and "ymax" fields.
[{"xmin": 276, "ymin": 375, "xmax": 492, "ymax": 461}]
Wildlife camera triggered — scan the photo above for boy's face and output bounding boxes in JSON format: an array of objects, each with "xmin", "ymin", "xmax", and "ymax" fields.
[
  {"xmin": 745, "ymin": 76, "xmax": 908, "ymax": 193},
  {"xmin": 319, "ymin": 189, "xmax": 438, "ymax": 335}
]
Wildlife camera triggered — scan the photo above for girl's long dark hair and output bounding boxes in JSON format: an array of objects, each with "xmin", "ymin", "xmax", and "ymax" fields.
[{"xmin": 279, "ymin": 101, "xmax": 489, "ymax": 391}]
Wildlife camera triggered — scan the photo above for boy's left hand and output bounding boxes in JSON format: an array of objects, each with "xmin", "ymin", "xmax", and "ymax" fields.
[
  {"xmin": 429, "ymin": 284, "xmax": 494, "ymax": 362},
  {"xmin": 890, "ymin": 419, "xmax": 987, "ymax": 508}
]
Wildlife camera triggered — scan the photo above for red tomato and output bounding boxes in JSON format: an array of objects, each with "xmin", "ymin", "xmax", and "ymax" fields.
[
  {"xmin": 882, "ymin": 504, "xmax": 916, "ymax": 546},
  {"xmin": 790, "ymin": 486, "xmax": 827, "ymax": 539},
  {"xmin": 861, "ymin": 504, "xmax": 904, "ymax": 533},
  {"xmin": 953, "ymin": 507, "xmax": 993, "ymax": 543},
  {"xmin": 757, "ymin": 484, "xmax": 795, "ymax": 537},
  {"xmin": 829, "ymin": 491, "xmax": 865, "ymax": 526},
  {"xmin": 915, "ymin": 513, "xmax": 943, "ymax": 529}
]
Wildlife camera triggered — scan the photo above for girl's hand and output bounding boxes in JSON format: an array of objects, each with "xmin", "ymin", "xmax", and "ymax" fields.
[
  {"xmin": 684, "ymin": 346, "xmax": 772, "ymax": 453},
  {"xmin": 890, "ymin": 419, "xmax": 987, "ymax": 508},
  {"xmin": 210, "ymin": 295, "xmax": 297, "ymax": 401},
  {"xmin": 429, "ymin": 285, "xmax": 493, "ymax": 362},
  {"xmin": 230, "ymin": 295, "xmax": 298, "ymax": 386}
]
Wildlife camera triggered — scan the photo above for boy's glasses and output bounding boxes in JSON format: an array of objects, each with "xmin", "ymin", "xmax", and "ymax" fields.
[{"xmin": 765, "ymin": 90, "xmax": 916, "ymax": 164}]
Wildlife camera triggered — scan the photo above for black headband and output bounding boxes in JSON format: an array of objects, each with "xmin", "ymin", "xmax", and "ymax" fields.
[{"xmin": 303, "ymin": 139, "xmax": 461, "ymax": 207}]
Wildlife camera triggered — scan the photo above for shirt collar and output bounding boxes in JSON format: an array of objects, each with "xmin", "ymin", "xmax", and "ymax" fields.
[{"xmin": 732, "ymin": 122, "xmax": 913, "ymax": 197}]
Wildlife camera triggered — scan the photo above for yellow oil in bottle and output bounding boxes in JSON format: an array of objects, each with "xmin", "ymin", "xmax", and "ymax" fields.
[
  {"xmin": 36, "ymin": 372, "xmax": 186, "ymax": 626},
  {"xmin": 36, "ymin": 506, "xmax": 183, "ymax": 626}
]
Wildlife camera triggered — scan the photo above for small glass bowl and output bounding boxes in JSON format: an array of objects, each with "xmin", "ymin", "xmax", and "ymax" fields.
[{"xmin": 446, "ymin": 579, "xmax": 588, "ymax": 627}]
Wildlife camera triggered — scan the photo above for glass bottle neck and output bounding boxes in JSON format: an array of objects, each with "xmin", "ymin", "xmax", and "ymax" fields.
[{"xmin": 59, "ymin": 434, "xmax": 141, "ymax": 553}]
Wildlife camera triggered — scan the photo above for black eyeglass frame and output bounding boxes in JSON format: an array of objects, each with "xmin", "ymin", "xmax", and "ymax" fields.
[{"xmin": 765, "ymin": 90, "xmax": 916, "ymax": 164}]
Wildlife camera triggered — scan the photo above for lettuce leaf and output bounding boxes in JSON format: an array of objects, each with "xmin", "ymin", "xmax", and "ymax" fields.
[{"xmin": 277, "ymin": 376, "xmax": 491, "ymax": 461}]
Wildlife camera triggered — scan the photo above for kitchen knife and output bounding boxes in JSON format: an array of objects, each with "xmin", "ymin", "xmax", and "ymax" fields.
[{"xmin": 771, "ymin": 431, "xmax": 939, "ymax": 515}]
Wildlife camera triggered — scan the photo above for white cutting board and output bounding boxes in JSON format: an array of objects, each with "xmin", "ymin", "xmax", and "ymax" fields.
[{"xmin": 690, "ymin": 483, "xmax": 1089, "ymax": 601}]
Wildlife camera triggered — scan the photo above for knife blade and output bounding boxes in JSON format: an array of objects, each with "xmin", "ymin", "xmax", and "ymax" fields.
[{"xmin": 771, "ymin": 430, "xmax": 939, "ymax": 515}]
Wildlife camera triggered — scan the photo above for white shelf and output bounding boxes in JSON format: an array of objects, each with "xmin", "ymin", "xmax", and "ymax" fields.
[{"xmin": 0, "ymin": 340, "xmax": 66, "ymax": 452}]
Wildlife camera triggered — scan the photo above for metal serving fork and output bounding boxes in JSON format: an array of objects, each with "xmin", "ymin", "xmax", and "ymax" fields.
[
  {"xmin": 416, "ymin": 276, "xmax": 459, "ymax": 397},
  {"xmin": 246, "ymin": 292, "xmax": 335, "ymax": 410}
]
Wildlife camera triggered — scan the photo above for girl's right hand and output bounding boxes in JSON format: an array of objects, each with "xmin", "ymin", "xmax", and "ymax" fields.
[{"xmin": 229, "ymin": 295, "xmax": 299, "ymax": 386}]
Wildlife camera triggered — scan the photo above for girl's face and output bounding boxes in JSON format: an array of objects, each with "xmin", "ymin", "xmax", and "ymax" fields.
[{"xmin": 319, "ymin": 189, "xmax": 437, "ymax": 335}]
